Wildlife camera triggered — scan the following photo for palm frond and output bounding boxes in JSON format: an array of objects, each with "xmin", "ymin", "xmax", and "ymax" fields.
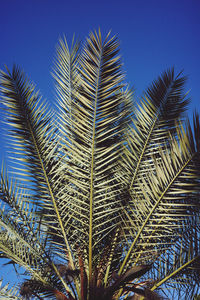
[
  {"xmin": 119, "ymin": 114, "xmax": 200, "ymax": 275},
  {"xmin": 122, "ymin": 69, "xmax": 189, "ymax": 187},
  {"xmin": 0, "ymin": 280, "xmax": 22, "ymax": 299},
  {"xmin": 51, "ymin": 30, "xmax": 132, "ymax": 283},
  {"xmin": 150, "ymin": 217, "xmax": 200, "ymax": 299}
]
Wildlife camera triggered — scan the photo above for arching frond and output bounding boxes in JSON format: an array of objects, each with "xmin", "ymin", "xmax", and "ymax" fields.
[{"xmin": 50, "ymin": 30, "xmax": 132, "ymax": 283}]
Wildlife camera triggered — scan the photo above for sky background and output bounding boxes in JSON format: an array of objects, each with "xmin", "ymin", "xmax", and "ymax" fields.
[{"xmin": 0, "ymin": 0, "xmax": 200, "ymax": 294}]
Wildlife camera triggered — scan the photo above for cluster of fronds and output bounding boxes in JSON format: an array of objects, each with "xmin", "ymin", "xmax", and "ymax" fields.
[{"xmin": 0, "ymin": 29, "xmax": 199, "ymax": 299}]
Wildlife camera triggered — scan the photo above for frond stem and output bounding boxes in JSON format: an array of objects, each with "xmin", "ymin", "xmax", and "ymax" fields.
[
  {"xmin": 27, "ymin": 123, "xmax": 77, "ymax": 295},
  {"xmin": 151, "ymin": 255, "xmax": 199, "ymax": 291},
  {"xmin": 130, "ymin": 81, "xmax": 173, "ymax": 190},
  {"xmin": 130, "ymin": 115, "xmax": 158, "ymax": 190},
  {"xmin": 89, "ymin": 49, "xmax": 102, "ymax": 284}
]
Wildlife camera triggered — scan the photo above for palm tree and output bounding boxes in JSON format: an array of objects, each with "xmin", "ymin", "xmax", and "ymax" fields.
[{"xmin": 0, "ymin": 29, "xmax": 199, "ymax": 300}]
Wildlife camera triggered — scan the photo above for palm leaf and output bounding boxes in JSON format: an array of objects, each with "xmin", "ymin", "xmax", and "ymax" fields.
[
  {"xmin": 51, "ymin": 29, "xmax": 132, "ymax": 284},
  {"xmin": 120, "ymin": 114, "xmax": 200, "ymax": 272},
  {"xmin": 0, "ymin": 280, "xmax": 22, "ymax": 300},
  {"xmin": 122, "ymin": 69, "xmax": 189, "ymax": 187},
  {"xmin": 0, "ymin": 66, "xmax": 76, "ymax": 293}
]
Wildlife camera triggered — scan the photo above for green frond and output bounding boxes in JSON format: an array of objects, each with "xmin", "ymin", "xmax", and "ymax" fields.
[
  {"xmin": 0, "ymin": 65, "xmax": 58, "ymax": 198},
  {"xmin": 119, "ymin": 116, "xmax": 200, "ymax": 275},
  {"xmin": 52, "ymin": 35, "xmax": 80, "ymax": 137},
  {"xmin": 50, "ymin": 30, "xmax": 132, "ymax": 283},
  {"xmin": 123, "ymin": 69, "xmax": 190, "ymax": 187}
]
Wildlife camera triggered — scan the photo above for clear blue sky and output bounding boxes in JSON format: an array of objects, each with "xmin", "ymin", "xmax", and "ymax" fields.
[
  {"xmin": 1, "ymin": 0, "xmax": 199, "ymax": 112},
  {"xmin": 0, "ymin": 0, "xmax": 200, "ymax": 292}
]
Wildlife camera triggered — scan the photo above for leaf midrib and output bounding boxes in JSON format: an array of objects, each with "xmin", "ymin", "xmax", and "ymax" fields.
[
  {"xmin": 89, "ymin": 44, "xmax": 102, "ymax": 284},
  {"xmin": 130, "ymin": 82, "xmax": 174, "ymax": 190}
]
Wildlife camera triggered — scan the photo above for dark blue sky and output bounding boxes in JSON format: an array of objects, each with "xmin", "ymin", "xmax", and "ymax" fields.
[
  {"xmin": 0, "ymin": 0, "xmax": 200, "ymax": 289},
  {"xmin": 1, "ymin": 0, "xmax": 200, "ymax": 112}
]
